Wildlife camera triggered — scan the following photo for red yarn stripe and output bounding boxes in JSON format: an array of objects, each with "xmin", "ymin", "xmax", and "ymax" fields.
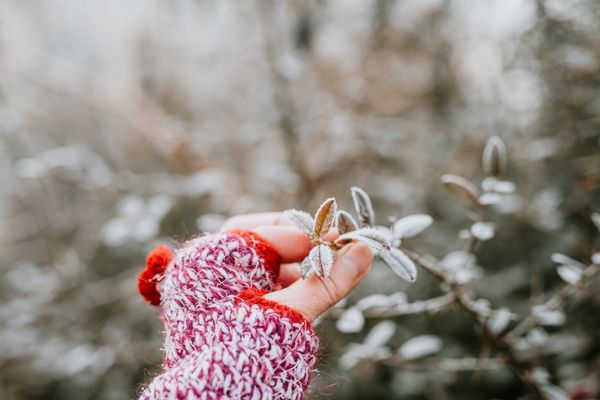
[
  {"xmin": 229, "ymin": 229, "xmax": 282, "ymax": 278},
  {"xmin": 236, "ymin": 288, "xmax": 311, "ymax": 327}
]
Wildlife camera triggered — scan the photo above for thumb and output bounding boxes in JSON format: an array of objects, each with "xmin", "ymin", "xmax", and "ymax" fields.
[{"xmin": 264, "ymin": 243, "xmax": 373, "ymax": 322}]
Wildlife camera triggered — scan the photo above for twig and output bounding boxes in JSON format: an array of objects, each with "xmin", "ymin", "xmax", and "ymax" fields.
[{"xmin": 328, "ymin": 293, "xmax": 455, "ymax": 319}]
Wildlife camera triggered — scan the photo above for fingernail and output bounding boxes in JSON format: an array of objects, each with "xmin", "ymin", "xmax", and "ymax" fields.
[{"xmin": 342, "ymin": 243, "xmax": 373, "ymax": 278}]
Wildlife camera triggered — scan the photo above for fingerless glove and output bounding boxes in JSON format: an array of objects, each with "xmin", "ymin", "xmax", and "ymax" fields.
[{"xmin": 137, "ymin": 230, "xmax": 320, "ymax": 400}]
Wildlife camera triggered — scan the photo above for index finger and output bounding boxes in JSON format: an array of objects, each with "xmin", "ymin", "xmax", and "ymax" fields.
[
  {"xmin": 251, "ymin": 226, "xmax": 313, "ymax": 263},
  {"xmin": 220, "ymin": 212, "xmax": 290, "ymax": 231}
]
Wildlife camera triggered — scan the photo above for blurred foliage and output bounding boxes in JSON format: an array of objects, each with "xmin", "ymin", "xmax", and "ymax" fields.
[{"xmin": 1, "ymin": 0, "xmax": 599, "ymax": 399}]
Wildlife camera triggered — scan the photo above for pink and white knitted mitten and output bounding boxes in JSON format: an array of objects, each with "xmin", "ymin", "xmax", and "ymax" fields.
[{"xmin": 137, "ymin": 230, "xmax": 320, "ymax": 400}]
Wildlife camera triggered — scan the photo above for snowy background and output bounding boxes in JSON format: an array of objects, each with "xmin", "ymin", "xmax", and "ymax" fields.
[{"xmin": 1, "ymin": 1, "xmax": 599, "ymax": 399}]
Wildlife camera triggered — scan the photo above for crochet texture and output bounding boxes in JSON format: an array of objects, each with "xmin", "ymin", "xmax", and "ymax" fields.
[{"xmin": 138, "ymin": 230, "xmax": 320, "ymax": 400}]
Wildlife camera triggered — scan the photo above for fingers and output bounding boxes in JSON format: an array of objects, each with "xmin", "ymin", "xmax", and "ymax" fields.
[
  {"xmin": 251, "ymin": 226, "xmax": 313, "ymax": 263},
  {"xmin": 220, "ymin": 212, "xmax": 289, "ymax": 231},
  {"xmin": 278, "ymin": 263, "xmax": 301, "ymax": 288},
  {"xmin": 265, "ymin": 243, "xmax": 373, "ymax": 322}
]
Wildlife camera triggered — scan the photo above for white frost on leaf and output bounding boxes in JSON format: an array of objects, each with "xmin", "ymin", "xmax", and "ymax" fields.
[
  {"xmin": 365, "ymin": 321, "xmax": 396, "ymax": 347},
  {"xmin": 308, "ymin": 244, "xmax": 334, "ymax": 278},
  {"xmin": 470, "ymin": 222, "xmax": 495, "ymax": 241},
  {"xmin": 336, "ymin": 228, "xmax": 391, "ymax": 253},
  {"xmin": 351, "ymin": 186, "xmax": 375, "ymax": 227},
  {"xmin": 392, "ymin": 214, "xmax": 433, "ymax": 239},
  {"xmin": 440, "ymin": 174, "xmax": 480, "ymax": 206},
  {"xmin": 300, "ymin": 257, "xmax": 315, "ymax": 279},
  {"xmin": 592, "ymin": 213, "xmax": 600, "ymax": 231},
  {"xmin": 379, "ymin": 247, "xmax": 417, "ymax": 282},
  {"xmin": 556, "ymin": 264, "xmax": 582, "ymax": 285},
  {"xmin": 284, "ymin": 209, "xmax": 315, "ymax": 236},
  {"xmin": 336, "ymin": 308, "xmax": 365, "ymax": 333},
  {"xmin": 398, "ymin": 335, "xmax": 442, "ymax": 360},
  {"xmin": 335, "ymin": 210, "xmax": 358, "ymax": 235},
  {"xmin": 592, "ymin": 252, "xmax": 600, "ymax": 265},
  {"xmin": 313, "ymin": 197, "xmax": 337, "ymax": 238},
  {"xmin": 482, "ymin": 177, "xmax": 515, "ymax": 193},
  {"xmin": 532, "ymin": 306, "xmax": 566, "ymax": 326},
  {"xmin": 486, "ymin": 307, "xmax": 514, "ymax": 334}
]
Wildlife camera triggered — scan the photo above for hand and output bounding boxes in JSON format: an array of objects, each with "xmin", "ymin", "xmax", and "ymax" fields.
[{"xmin": 221, "ymin": 212, "xmax": 373, "ymax": 322}]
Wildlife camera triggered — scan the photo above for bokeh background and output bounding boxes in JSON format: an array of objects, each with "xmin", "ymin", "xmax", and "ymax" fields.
[{"xmin": 1, "ymin": 0, "xmax": 599, "ymax": 399}]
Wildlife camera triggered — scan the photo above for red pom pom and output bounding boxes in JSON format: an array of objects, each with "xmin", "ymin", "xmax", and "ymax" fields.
[
  {"xmin": 146, "ymin": 245, "xmax": 173, "ymax": 275},
  {"xmin": 138, "ymin": 268, "xmax": 161, "ymax": 306},
  {"xmin": 138, "ymin": 245, "xmax": 173, "ymax": 306}
]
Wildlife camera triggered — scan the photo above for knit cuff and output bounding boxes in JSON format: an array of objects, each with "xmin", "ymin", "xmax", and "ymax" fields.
[
  {"xmin": 236, "ymin": 288, "xmax": 312, "ymax": 328},
  {"xmin": 228, "ymin": 229, "xmax": 282, "ymax": 279}
]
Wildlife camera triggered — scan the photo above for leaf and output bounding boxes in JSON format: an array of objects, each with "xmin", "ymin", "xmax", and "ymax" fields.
[
  {"xmin": 313, "ymin": 198, "xmax": 337, "ymax": 238},
  {"xmin": 592, "ymin": 212, "xmax": 600, "ymax": 231},
  {"xmin": 532, "ymin": 306, "xmax": 565, "ymax": 326},
  {"xmin": 300, "ymin": 256, "xmax": 315, "ymax": 279},
  {"xmin": 482, "ymin": 136, "xmax": 507, "ymax": 176},
  {"xmin": 440, "ymin": 174, "xmax": 480, "ymax": 206},
  {"xmin": 284, "ymin": 209, "xmax": 314, "ymax": 236},
  {"xmin": 336, "ymin": 228, "xmax": 390, "ymax": 253},
  {"xmin": 478, "ymin": 192, "xmax": 502, "ymax": 206},
  {"xmin": 482, "ymin": 177, "xmax": 515, "ymax": 193},
  {"xmin": 551, "ymin": 253, "xmax": 585, "ymax": 269},
  {"xmin": 351, "ymin": 186, "xmax": 375, "ymax": 227},
  {"xmin": 392, "ymin": 214, "xmax": 433, "ymax": 239},
  {"xmin": 470, "ymin": 222, "xmax": 495, "ymax": 241},
  {"xmin": 309, "ymin": 244, "xmax": 334, "ymax": 278},
  {"xmin": 336, "ymin": 308, "xmax": 364, "ymax": 333},
  {"xmin": 592, "ymin": 252, "xmax": 600, "ymax": 265},
  {"xmin": 556, "ymin": 264, "xmax": 582, "ymax": 285},
  {"xmin": 364, "ymin": 320, "xmax": 396, "ymax": 347},
  {"xmin": 487, "ymin": 308, "xmax": 513, "ymax": 334},
  {"xmin": 398, "ymin": 335, "xmax": 442, "ymax": 360},
  {"xmin": 379, "ymin": 247, "xmax": 417, "ymax": 282},
  {"xmin": 336, "ymin": 210, "xmax": 358, "ymax": 235}
]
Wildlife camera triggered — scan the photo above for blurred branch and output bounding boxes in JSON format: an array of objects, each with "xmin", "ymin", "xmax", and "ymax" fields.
[
  {"xmin": 328, "ymin": 293, "xmax": 455, "ymax": 319},
  {"xmin": 403, "ymin": 249, "xmax": 549, "ymax": 399}
]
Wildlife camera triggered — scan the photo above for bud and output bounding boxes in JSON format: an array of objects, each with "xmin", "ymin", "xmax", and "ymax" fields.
[{"xmin": 482, "ymin": 136, "xmax": 507, "ymax": 176}]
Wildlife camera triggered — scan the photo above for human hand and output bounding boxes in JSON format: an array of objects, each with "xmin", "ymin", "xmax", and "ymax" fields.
[{"xmin": 221, "ymin": 212, "xmax": 373, "ymax": 322}]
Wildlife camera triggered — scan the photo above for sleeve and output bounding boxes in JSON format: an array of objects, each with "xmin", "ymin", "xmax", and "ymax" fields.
[{"xmin": 138, "ymin": 230, "xmax": 320, "ymax": 400}]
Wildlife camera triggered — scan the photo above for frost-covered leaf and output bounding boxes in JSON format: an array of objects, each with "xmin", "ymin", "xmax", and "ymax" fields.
[
  {"xmin": 392, "ymin": 214, "xmax": 433, "ymax": 239},
  {"xmin": 336, "ymin": 210, "xmax": 358, "ymax": 235},
  {"xmin": 284, "ymin": 209, "xmax": 314, "ymax": 236},
  {"xmin": 482, "ymin": 177, "xmax": 515, "ymax": 193},
  {"xmin": 592, "ymin": 213, "xmax": 600, "ymax": 231},
  {"xmin": 313, "ymin": 198, "xmax": 337, "ymax": 238},
  {"xmin": 309, "ymin": 244, "xmax": 334, "ymax": 278},
  {"xmin": 351, "ymin": 186, "xmax": 375, "ymax": 227},
  {"xmin": 532, "ymin": 306, "xmax": 566, "ymax": 326},
  {"xmin": 336, "ymin": 228, "xmax": 390, "ymax": 252},
  {"xmin": 479, "ymin": 192, "xmax": 502, "ymax": 206},
  {"xmin": 482, "ymin": 136, "xmax": 507, "ymax": 176},
  {"xmin": 336, "ymin": 308, "xmax": 364, "ymax": 333},
  {"xmin": 356, "ymin": 292, "xmax": 407, "ymax": 309},
  {"xmin": 592, "ymin": 252, "xmax": 600, "ymax": 265},
  {"xmin": 379, "ymin": 247, "xmax": 417, "ymax": 282},
  {"xmin": 470, "ymin": 222, "xmax": 495, "ymax": 241},
  {"xmin": 398, "ymin": 335, "xmax": 442, "ymax": 360},
  {"xmin": 440, "ymin": 174, "xmax": 480, "ymax": 206},
  {"xmin": 556, "ymin": 264, "xmax": 582, "ymax": 285},
  {"xmin": 300, "ymin": 257, "xmax": 315, "ymax": 279},
  {"xmin": 539, "ymin": 384, "xmax": 570, "ymax": 400},
  {"xmin": 365, "ymin": 321, "xmax": 396, "ymax": 347},
  {"xmin": 487, "ymin": 308, "xmax": 514, "ymax": 334},
  {"xmin": 551, "ymin": 253, "xmax": 585, "ymax": 269}
]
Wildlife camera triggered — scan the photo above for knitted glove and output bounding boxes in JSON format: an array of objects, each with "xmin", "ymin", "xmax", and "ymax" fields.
[{"xmin": 137, "ymin": 230, "xmax": 319, "ymax": 400}]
